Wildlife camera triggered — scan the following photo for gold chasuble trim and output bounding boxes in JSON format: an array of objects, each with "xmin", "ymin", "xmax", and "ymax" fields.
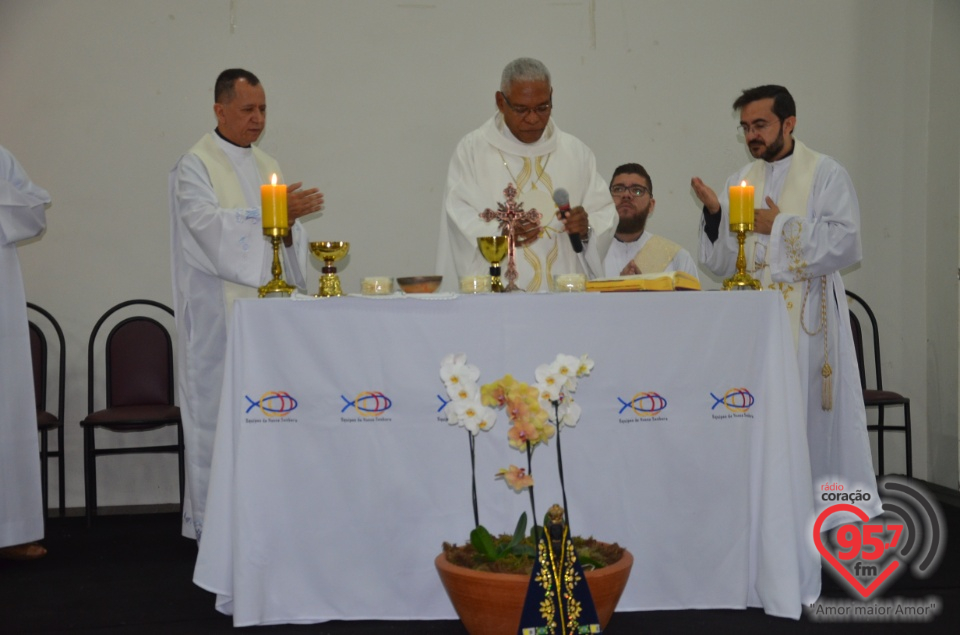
[{"xmin": 503, "ymin": 154, "xmax": 557, "ymax": 292}]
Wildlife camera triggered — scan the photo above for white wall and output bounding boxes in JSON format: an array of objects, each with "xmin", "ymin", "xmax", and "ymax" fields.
[{"xmin": 1, "ymin": 0, "xmax": 956, "ymax": 509}]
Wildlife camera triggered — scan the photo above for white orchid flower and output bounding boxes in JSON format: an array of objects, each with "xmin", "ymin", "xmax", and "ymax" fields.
[
  {"xmin": 447, "ymin": 379, "xmax": 479, "ymax": 404},
  {"xmin": 555, "ymin": 398, "xmax": 582, "ymax": 428},
  {"xmin": 576, "ymin": 354, "xmax": 595, "ymax": 378},
  {"xmin": 455, "ymin": 400, "xmax": 497, "ymax": 435},
  {"xmin": 550, "ymin": 354, "xmax": 581, "ymax": 392},
  {"xmin": 535, "ymin": 364, "xmax": 564, "ymax": 403},
  {"xmin": 440, "ymin": 353, "xmax": 480, "ymax": 391}
]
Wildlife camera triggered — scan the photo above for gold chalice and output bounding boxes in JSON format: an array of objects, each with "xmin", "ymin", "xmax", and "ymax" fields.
[
  {"xmin": 309, "ymin": 241, "xmax": 350, "ymax": 297},
  {"xmin": 477, "ymin": 236, "xmax": 508, "ymax": 293}
]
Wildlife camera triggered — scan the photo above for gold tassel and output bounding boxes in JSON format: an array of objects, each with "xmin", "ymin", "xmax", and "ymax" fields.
[{"xmin": 821, "ymin": 362, "xmax": 833, "ymax": 411}]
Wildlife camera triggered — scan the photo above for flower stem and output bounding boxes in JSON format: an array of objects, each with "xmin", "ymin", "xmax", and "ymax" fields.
[
  {"xmin": 526, "ymin": 443, "xmax": 538, "ymax": 537},
  {"xmin": 554, "ymin": 402, "xmax": 570, "ymax": 532},
  {"xmin": 468, "ymin": 431, "xmax": 479, "ymax": 529}
]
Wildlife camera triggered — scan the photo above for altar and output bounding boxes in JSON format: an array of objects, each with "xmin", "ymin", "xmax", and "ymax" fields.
[{"xmin": 193, "ymin": 291, "xmax": 821, "ymax": 626}]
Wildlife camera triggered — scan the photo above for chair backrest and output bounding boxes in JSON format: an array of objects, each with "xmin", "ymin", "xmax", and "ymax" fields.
[
  {"xmin": 845, "ymin": 290, "xmax": 883, "ymax": 392},
  {"xmin": 27, "ymin": 303, "xmax": 66, "ymax": 420},
  {"xmin": 87, "ymin": 300, "xmax": 176, "ymax": 412}
]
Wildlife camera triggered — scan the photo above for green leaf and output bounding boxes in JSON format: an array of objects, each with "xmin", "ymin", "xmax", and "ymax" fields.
[
  {"xmin": 470, "ymin": 525, "xmax": 499, "ymax": 562},
  {"xmin": 506, "ymin": 512, "xmax": 527, "ymax": 551}
]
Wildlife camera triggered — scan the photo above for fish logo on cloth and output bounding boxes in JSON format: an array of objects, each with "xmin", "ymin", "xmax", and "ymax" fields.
[
  {"xmin": 710, "ymin": 388, "xmax": 755, "ymax": 413},
  {"xmin": 245, "ymin": 391, "xmax": 298, "ymax": 417},
  {"xmin": 341, "ymin": 391, "xmax": 393, "ymax": 417},
  {"xmin": 617, "ymin": 392, "xmax": 668, "ymax": 416}
]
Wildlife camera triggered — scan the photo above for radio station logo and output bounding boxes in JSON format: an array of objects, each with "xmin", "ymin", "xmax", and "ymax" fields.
[
  {"xmin": 710, "ymin": 388, "xmax": 755, "ymax": 413},
  {"xmin": 244, "ymin": 391, "xmax": 298, "ymax": 418},
  {"xmin": 340, "ymin": 391, "xmax": 393, "ymax": 418},
  {"xmin": 808, "ymin": 476, "xmax": 946, "ymax": 622}
]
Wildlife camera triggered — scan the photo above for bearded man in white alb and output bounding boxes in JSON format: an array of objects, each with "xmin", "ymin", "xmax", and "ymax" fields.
[
  {"xmin": 436, "ymin": 57, "xmax": 616, "ymax": 292},
  {"xmin": 603, "ymin": 162, "xmax": 698, "ymax": 280},
  {"xmin": 0, "ymin": 145, "xmax": 50, "ymax": 561},
  {"xmin": 169, "ymin": 68, "xmax": 324, "ymax": 540},
  {"xmin": 691, "ymin": 85, "xmax": 881, "ymax": 529}
]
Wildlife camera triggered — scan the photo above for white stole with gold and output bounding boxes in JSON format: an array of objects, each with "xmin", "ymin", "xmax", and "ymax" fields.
[{"xmin": 743, "ymin": 140, "xmax": 833, "ymax": 408}]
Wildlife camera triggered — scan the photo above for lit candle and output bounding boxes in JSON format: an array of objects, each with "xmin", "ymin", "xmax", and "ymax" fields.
[
  {"xmin": 728, "ymin": 180, "xmax": 755, "ymax": 226},
  {"xmin": 260, "ymin": 173, "xmax": 288, "ymax": 229}
]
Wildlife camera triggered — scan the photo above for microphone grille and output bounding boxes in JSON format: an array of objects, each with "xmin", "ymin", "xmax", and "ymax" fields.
[{"xmin": 552, "ymin": 188, "xmax": 570, "ymax": 207}]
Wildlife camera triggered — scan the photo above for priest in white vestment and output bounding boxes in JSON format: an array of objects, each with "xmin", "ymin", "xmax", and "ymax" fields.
[
  {"xmin": 692, "ymin": 85, "xmax": 882, "ymax": 530},
  {"xmin": 436, "ymin": 58, "xmax": 616, "ymax": 292},
  {"xmin": 0, "ymin": 145, "xmax": 50, "ymax": 560},
  {"xmin": 603, "ymin": 163, "xmax": 698, "ymax": 279},
  {"xmin": 169, "ymin": 69, "xmax": 324, "ymax": 540}
]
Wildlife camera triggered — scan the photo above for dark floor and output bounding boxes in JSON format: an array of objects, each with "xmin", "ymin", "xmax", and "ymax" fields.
[{"xmin": 2, "ymin": 480, "xmax": 958, "ymax": 634}]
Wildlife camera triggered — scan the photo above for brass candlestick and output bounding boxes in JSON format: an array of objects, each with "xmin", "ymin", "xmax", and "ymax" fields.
[
  {"xmin": 258, "ymin": 226, "xmax": 297, "ymax": 297},
  {"xmin": 722, "ymin": 222, "xmax": 762, "ymax": 290},
  {"xmin": 309, "ymin": 241, "xmax": 349, "ymax": 297},
  {"xmin": 477, "ymin": 236, "xmax": 508, "ymax": 293}
]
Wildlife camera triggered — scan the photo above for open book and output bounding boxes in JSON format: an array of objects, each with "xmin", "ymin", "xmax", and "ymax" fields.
[{"xmin": 585, "ymin": 271, "xmax": 701, "ymax": 292}]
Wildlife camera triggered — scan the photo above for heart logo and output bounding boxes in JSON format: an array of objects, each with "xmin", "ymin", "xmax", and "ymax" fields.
[{"xmin": 813, "ymin": 503, "xmax": 900, "ymax": 599}]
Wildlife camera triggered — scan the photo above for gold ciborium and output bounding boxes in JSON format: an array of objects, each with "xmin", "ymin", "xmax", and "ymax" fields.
[
  {"xmin": 258, "ymin": 226, "xmax": 297, "ymax": 298},
  {"xmin": 477, "ymin": 236, "xmax": 508, "ymax": 293},
  {"xmin": 309, "ymin": 241, "xmax": 349, "ymax": 297}
]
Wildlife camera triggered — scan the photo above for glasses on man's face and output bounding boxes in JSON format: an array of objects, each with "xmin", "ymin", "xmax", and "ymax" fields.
[
  {"xmin": 737, "ymin": 119, "xmax": 779, "ymax": 136},
  {"xmin": 610, "ymin": 184, "xmax": 648, "ymax": 198},
  {"xmin": 500, "ymin": 93, "xmax": 552, "ymax": 118}
]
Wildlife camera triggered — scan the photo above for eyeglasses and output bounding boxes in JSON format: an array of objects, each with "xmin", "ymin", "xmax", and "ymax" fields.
[
  {"xmin": 737, "ymin": 119, "xmax": 779, "ymax": 135},
  {"xmin": 500, "ymin": 93, "xmax": 552, "ymax": 117},
  {"xmin": 610, "ymin": 184, "xmax": 649, "ymax": 198}
]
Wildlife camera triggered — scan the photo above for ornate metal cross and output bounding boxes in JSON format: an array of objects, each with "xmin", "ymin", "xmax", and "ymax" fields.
[{"xmin": 480, "ymin": 183, "xmax": 542, "ymax": 291}]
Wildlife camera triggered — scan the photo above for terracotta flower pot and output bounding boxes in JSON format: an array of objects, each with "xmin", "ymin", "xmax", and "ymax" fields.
[{"xmin": 435, "ymin": 548, "xmax": 633, "ymax": 635}]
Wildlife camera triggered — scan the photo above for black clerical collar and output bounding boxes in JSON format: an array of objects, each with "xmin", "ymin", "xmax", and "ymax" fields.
[{"xmin": 214, "ymin": 128, "xmax": 251, "ymax": 149}]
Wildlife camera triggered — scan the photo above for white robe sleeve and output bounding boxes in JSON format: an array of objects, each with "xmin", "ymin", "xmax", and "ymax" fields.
[
  {"xmin": 0, "ymin": 148, "xmax": 49, "ymax": 246},
  {"xmin": 767, "ymin": 159, "xmax": 861, "ymax": 282},
  {"xmin": 436, "ymin": 138, "xmax": 501, "ymax": 289},
  {"xmin": 670, "ymin": 248, "xmax": 701, "ymax": 281}
]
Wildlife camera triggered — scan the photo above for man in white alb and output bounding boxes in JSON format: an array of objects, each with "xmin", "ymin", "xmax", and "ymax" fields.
[
  {"xmin": 603, "ymin": 162, "xmax": 698, "ymax": 280},
  {"xmin": 436, "ymin": 57, "xmax": 616, "ymax": 291},
  {"xmin": 0, "ymin": 145, "xmax": 50, "ymax": 560},
  {"xmin": 169, "ymin": 68, "xmax": 324, "ymax": 540},
  {"xmin": 691, "ymin": 85, "xmax": 881, "ymax": 528}
]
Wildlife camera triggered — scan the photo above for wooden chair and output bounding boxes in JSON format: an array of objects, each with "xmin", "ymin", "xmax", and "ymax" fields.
[
  {"xmin": 27, "ymin": 303, "xmax": 66, "ymax": 519},
  {"xmin": 846, "ymin": 290, "xmax": 912, "ymax": 477},
  {"xmin": 79, "ymin": 300, "xmax": 184, "ymax": 525}
]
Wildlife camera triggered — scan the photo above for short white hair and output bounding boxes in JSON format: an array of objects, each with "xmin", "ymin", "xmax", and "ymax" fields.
[{"xmin": 500, "ymin": 57, "xmax": 551, "ymax": 93}]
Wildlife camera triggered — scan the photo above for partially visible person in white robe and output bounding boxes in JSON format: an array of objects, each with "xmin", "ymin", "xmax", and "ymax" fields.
[
  {"xmin": 692, "ymin": 85, "xmax": 881, "ymax": 530},
  {"xmin": 602, "ymin": 163, "xmax": 699, "ymax": 279},
  {"xmin": 0, "ymin": 145, "xmax": 50, "ymax": 560},
  {"xmin": 169, "ymin": 69, "xmax": 324, "ymax": 540},
  {"xmin": 437, "ymin": 58, "xmax": 615, "ymax": 292}
]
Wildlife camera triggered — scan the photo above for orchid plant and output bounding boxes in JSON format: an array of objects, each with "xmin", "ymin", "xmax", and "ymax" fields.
[{"xmin": 440, "ymin": 352, "xmax": 594, "ymax": 564}]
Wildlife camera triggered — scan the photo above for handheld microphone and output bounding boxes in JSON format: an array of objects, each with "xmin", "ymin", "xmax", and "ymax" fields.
[{"xmin": 552, "ymin": 188, "xmax": 583, "ymax": 253}]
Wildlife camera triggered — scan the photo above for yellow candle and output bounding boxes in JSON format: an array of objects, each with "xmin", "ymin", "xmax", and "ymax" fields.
[
  {"xmin": 728, "ymin": 180, "xmax": 755, "ymax": 226},
  {"xmin": 260, "ymin": 173, "xmax": 288, "ymax": 229}
]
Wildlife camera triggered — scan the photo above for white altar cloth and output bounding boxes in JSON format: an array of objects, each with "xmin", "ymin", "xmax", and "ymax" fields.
[{"xmin": 194, "ymin": 291, "xmax": 821, "ymax": 625}]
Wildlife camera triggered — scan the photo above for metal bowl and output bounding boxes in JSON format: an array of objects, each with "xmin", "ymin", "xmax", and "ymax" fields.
[{"xmin": 396, "ymin": 276, "xmax": 442, "ymax": 294}]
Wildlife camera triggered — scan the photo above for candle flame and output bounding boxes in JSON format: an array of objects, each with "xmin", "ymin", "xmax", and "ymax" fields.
[
  {"xmin": 271, "ymin": 173, "xmax": 278, "ymax": 186},
  {"xmin": 740, "ymin": 180, "xmax": 747, "ymax": 187}
]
